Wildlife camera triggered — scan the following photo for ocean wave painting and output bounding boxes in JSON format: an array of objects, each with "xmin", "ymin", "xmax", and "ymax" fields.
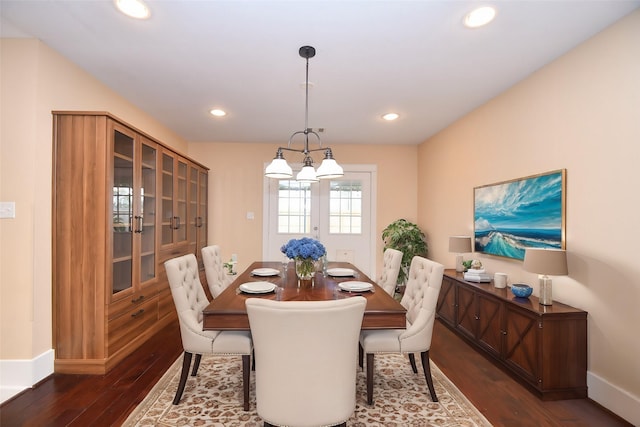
[{"xmin": 474, "ymin": 170, "xmax": 565, "ymax": 260}]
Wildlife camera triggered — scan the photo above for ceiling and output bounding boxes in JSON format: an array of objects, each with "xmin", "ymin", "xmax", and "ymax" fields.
[{"xmin": 1, "ymin": 1, "xmax": 638, "ymax": 146}]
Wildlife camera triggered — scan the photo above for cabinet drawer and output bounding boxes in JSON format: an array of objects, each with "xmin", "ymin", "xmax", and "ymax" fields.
[
  {"xmin": 108, "ymin": 288, "xmax": 157, "ymax": 321},
  {"xmin": 108, "ymin": 297, "xmax": 158, "ymax": 356}
]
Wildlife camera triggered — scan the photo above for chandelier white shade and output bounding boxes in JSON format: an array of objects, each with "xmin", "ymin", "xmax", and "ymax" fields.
[
  {"xmin": 264, "ymin": 149, "xmax": 293, "ymax": 178},
  {"xmin": 264, "ymin": 46, "xmax": 343, "ymax": 182}
]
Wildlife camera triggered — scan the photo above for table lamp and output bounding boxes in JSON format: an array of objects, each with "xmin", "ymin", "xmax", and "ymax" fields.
[
  {"xmin": 449, "ymin": 236, "xmax": 472, "ymax": 272},
  {"xmin": 523, "ymin": 248, "xmax": 568, "ymax": 306}
]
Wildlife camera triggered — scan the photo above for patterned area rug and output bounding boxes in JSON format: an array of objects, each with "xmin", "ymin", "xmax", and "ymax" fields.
[{"xmin": 123, "ymin": 353, "xmax": 491, "ymax": 426}]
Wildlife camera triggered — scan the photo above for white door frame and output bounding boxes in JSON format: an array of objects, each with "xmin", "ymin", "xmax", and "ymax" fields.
[{"xmin": 262, "ymin": 163, "xmax": 377, "ymax": 279}]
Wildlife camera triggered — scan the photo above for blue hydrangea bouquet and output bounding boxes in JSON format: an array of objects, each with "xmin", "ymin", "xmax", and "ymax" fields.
[{"xmin": 281, "ymin": 237, "xmax": 326, "ymax": 280}]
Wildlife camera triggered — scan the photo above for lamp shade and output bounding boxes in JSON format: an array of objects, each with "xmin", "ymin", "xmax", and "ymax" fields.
[
  {"xmin": 523, "ymin": 248, "xmax": 568, "ymax": 276},
  {"xmin": 316, "ymin": 158, "xmax": 343, "ymax": 179},
  {"xmin": 316, "ymin": 149, "xmax": 344, "ymax": 179},
  {"xmin": 265, "ymin": 158, "xmax": 293, "ymax": 178},
  {"xmin": 449, "ymin": 236, "xmax": 472, "ymax": 253}
]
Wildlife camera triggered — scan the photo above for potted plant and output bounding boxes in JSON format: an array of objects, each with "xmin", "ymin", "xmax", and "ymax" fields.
[{"xmin": 381, "ymin": 219, "xmax": 428, "ymax": 285}]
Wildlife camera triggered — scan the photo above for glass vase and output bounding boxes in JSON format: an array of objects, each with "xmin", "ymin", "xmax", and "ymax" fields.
[{"xmin": 295, "ymin": 258, "xmax": 317, "ymax": 282}]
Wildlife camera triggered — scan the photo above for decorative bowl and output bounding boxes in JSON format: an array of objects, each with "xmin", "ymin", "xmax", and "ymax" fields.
[{"xmin": 511, "ymin": 284, "xmax": 533, "ymax": 298}]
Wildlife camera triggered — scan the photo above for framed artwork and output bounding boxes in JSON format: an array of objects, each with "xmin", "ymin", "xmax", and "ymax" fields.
[{"xmin": 474, "ymin": 169, "xmax": 566, "ymax": 261}]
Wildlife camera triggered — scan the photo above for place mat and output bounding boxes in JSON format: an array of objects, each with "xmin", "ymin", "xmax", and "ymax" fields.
[{"xmin": 123, "ymin": 353, "xmax": 492, "ymax": 426}]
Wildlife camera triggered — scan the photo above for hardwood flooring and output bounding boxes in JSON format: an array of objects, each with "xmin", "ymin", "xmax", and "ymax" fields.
[{"xmin": 0, "ymin": 319, "xmax": 631, "ymax": 427}]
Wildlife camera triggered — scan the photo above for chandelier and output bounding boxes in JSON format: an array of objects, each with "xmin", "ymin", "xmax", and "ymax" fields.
[{"xmin": 264, "ymin": 46, "xmax": 343, "ymax": 183}]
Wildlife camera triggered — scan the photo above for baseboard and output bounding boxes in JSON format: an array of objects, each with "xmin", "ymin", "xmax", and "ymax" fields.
[
  {"xmin": 588, "ymin": 370, "xmax": 640, "ymax": 426},
  {"xmin": 0, "ymin": 349, "xmax": 54, "ymax": 404}
]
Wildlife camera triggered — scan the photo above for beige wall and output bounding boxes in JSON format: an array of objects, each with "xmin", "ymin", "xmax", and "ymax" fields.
[
  {"xmin": 2, "ymin": 9, "xmax": 639, "ymax": 421},
  {"xmin": 187, "ymin": 142, "xmax": 419, "ymax": 275},
  {"xmin": 418, "ymin": 10, "xmax": 640, "ymax": 421},
  {"xmin": 0, "ymin": 39, "xmax": 187, "ymax": 361}
]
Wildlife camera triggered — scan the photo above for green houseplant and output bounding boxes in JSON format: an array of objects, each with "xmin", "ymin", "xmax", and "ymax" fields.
[{"xmin": 381, "ymin": 219, "xmax": 428, "ymax": 285}]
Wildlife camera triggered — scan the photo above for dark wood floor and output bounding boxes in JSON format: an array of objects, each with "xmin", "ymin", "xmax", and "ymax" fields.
[{"xmin": 0, "ymin": 319, "xmax": 631, "ymax": 427}]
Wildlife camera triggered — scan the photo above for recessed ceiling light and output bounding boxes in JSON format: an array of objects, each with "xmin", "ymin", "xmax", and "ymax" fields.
[
  {"xmin": 382, "ymin": 113, "xmax": 399, "ymax": 121},
  {"xmin": 115, "ymin": 0, "xmax": 150, "ymax": 19},
  {"xmin": 210, "ymin": 109, "xmax": 227, "ymax": 117},
  {"xmin": 464, "ymin": 6, "xmax": 496, "ymax": 28}
]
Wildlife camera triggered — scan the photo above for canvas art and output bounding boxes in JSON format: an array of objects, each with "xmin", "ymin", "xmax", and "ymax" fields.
[{"xmin": 474, "ymin": 169, "xmax": 566, "ymax": 260}]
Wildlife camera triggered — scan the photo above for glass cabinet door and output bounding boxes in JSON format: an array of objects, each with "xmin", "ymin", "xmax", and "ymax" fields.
[
  {"xmin": 197, "ymin": 169, "xmax": 208, "ymax": 269},
  {"xmin": 112, "ymin": 129, "xmax": 134, "ymax": 294},
  {"xmin": 176, "ymin": 160, "xmax": 188, "ymax": 243},
  {"xmin": 161, "ymin": 153, "xmax": 174, "ymax": 245},
  {"xmin": 188, "ymin": 165, "xmax": 198, "ymax": 253},
  {"xmin": 139, "ymin": 141, "xmax": 157, "ymax": 284}
]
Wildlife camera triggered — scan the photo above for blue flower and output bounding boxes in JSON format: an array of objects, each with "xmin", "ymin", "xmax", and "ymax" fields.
[{"xmin": 280, "ymin": 237, "xmax": 326, "ymax": 261}]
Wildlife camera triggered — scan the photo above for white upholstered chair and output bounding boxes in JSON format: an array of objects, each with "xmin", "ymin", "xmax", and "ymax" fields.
[
  {"xmin": 201, "ymin": 245, "xmax": 234, "ymax": 298},
  {"xmin": 246, "ymin": 297, "xmax": 367, "ymax": 427},
  {"xmin": 377, "ymin": 248, "xmax": 403, "ymax": 296},
  {"xmin": 359, "ymin": 255, "xmax": 444, "ymax": 405},
  {"xmin": 164, "ymin": 254, "xmax": 252, "ymax": 410}
]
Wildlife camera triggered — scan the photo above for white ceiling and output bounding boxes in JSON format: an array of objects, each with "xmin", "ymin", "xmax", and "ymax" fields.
[{"xmin": 1, "ymin": 1, "xmax": 638, "ymax": 145}]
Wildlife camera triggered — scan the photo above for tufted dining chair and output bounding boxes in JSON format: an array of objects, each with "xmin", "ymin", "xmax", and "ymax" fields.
[
  {"xmin": 201, "ymin": 245, "xmax": 234, "ymax": 298},
  {"xmin": 246, "ymin": 297, "xmax": 367, "ymax": 427},
  {"xmin": 359, "ymin": 255, "xmax": 444, "ymax": 405},
  {"xmin": 164, "ymin": 254, "xmax": 252, "ymax": 410},
  {"xmin": 377, "ymin": 248, "xmax": 403, "ymax": 296}
]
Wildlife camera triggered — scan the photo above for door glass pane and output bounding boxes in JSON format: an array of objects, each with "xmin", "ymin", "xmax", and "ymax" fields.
[
  {"xmin": 112, "ymin": 130, "xmax": 134, "ymax": 294},
  {"xmin": 329, "ymin": 180, "xmax": 362, "ymax": 234},
  {"xmin": 140, "ymin": 143, "xmax": 156, "ymax": 283},
  {"xmin": 277, "ymin": 180, "xmax": 311, "ymax": 233}
]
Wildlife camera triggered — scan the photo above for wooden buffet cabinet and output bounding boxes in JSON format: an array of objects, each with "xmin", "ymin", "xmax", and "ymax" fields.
[
  {"xmin": 52, "ymin": 112, "xmax": 208, "ymax": 374},
  {"xmin": 437, "ymin": 270, "xmax": 587, "ymax": 400}
]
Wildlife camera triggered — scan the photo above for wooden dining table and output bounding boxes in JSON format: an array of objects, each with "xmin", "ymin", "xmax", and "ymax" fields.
[{"xmin": 202, "ymin": 261, "xmax": 406, "ymax": 331}]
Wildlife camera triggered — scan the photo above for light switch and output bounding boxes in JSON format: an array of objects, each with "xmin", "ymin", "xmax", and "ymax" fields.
[
  {"xmin": 0, "ymin": 202, "xmax": 16, "ymax": 219},
  {"xmin": 246, "ymin": 211, "xmax": 255, "ymax": 220}
]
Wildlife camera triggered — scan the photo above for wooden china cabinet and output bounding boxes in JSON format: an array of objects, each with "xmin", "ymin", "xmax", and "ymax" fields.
[
  {"xmin": 436, "ymin": 270, "xmax": 587, "ymax": 400},
  {"xmin": 52, "ymin": 112, "xmax": 208, "ymax": 374}
]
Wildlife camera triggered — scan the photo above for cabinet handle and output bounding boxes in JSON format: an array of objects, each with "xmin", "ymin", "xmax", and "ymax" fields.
[
  {"xmin": 474, "ymin": 315, "xmax": 479, "ymax": 320},
  {"xmin": 173, "ymin": 216, "xmax": 181, "ymax": 230},
  {"xmin": 501, "ymin": 330, "xmax": 507, "ymax": 335},
  {"xmin": 134, "ymin": 215, "xmax": 143, "ymax": 233},
  {"xmin": 131, "ymin": 295, "xmax": 145, "ymax": 303},
  {"xmin": 131, "ymin": 309, "xmax": 145, "ymax": 318},
  {"xmin": 196, "ymin": 216, "xmax": 202, "ymax": 228}
]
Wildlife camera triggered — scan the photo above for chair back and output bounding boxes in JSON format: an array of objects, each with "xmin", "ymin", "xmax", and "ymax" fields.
[
  {"xmin": 164, "ymin": 254, "xmax": 218, "ymax": 353},
  {"xmin": 399, "ymin": 256, "xmax": 444, "ymax": 351},
  {"xmin": 378, "ymin": 248, "xmax": 403, "ymax": 296},
  {"xmin": 201, "ymin": 245, "xmax": 232, "ymax": 298},
  {"xmin": 246, "ymin": 297, "xmax": 367, "ymax": 427}
]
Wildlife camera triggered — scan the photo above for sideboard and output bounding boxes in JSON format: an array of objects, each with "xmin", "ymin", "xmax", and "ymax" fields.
[{"xmin": 437, "ymin": 270, "xmax": 587, "ymax": 400}]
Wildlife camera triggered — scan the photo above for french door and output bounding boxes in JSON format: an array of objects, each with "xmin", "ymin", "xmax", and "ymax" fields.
[{"xmin": 263, "ymin": 166, "xmax": 377, "ymax": 277}]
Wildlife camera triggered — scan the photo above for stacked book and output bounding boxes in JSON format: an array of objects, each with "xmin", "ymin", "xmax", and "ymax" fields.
[{"xmin": 464, "ymin": 268, "xmax": 491, "ymax": 283}]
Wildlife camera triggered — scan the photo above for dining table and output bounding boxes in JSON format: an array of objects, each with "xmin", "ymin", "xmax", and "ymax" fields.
[{"xmin": 202, "ymin": 261, "xmax": 406, "ymax": 331}]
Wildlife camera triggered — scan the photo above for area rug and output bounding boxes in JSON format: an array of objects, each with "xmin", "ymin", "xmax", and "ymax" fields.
[{"xmin": 123, "ymin": 353, "xmax": 492, "ymax": 426}]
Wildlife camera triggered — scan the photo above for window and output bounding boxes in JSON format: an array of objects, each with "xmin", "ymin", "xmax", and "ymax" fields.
[
  {"xmin": 329, "ymin": 180, "xmax": 362, "ymax": 234},
  {"xmin": 277, "ymin": 180, "xmax": 311, "ymax": 233}
]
